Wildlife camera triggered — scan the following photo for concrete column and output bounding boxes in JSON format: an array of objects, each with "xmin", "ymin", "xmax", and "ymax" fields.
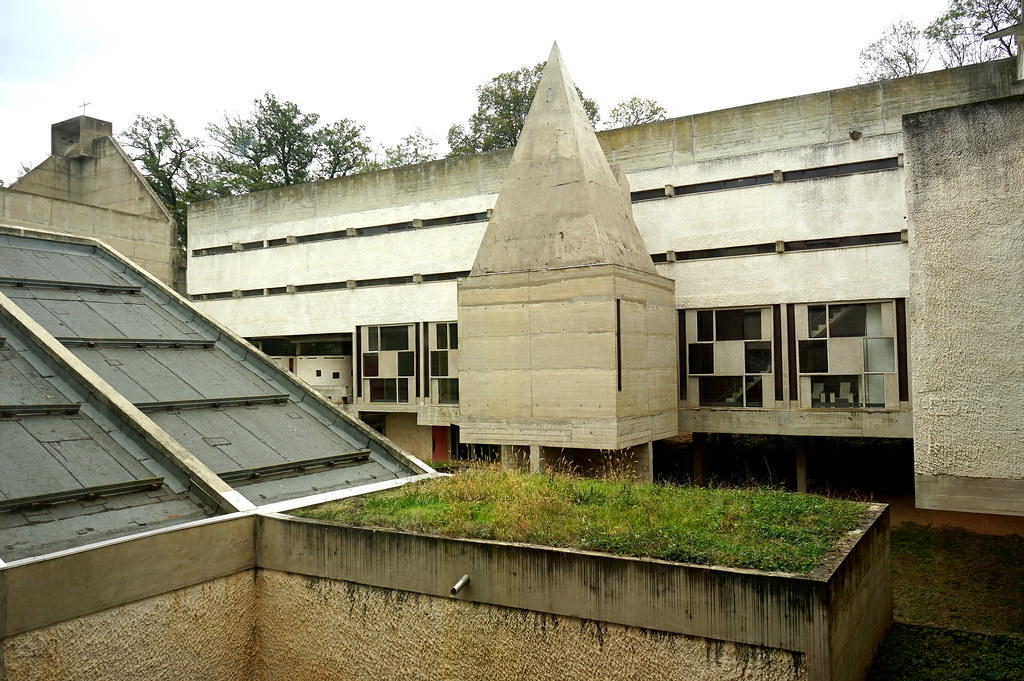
[
  {"xmin": 692, "ymin": 432, "xmax": 709, "ymax": 485},
  {"xmin": 529, "ymin": 444, "xmax": 542, "ymax": 474},
  {"xmin": 795, "ymin": 438, "xmax": 808, "ymax": 493},
  {"xmin": 635, "ymin": 441, "xmax": 654, "ymax": 483}
]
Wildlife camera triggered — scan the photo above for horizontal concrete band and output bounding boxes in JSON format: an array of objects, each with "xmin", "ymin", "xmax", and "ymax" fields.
[
  {"xmin": 915, "ymin": 473, "xmax": 1024, "ymax": 516},
  {"xmin": 257, "ymin": 510, "xmax": 881, "ymax": 654},
  {"xmin": 680, "ymin": 408, "xmax": 914, "ymax": 438}
]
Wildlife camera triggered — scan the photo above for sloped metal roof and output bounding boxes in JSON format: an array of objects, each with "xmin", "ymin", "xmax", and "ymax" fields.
[{"xmin": 0, "ymin": 227, "xmax": 431, "ymax": 561}]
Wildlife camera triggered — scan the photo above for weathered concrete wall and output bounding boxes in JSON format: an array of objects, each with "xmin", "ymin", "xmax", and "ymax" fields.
[
  {"xmin": 188, "ymin": 60, "xmax": 1023, "ymax": 339},
  {"xmin": 458, "ymin": 265, "xmax": 677, "ymax": 449},
  {"xmin": 904, "ymin": 94, "xmax": 1024, "ymax": 515},
  {"xmin": 1, "ymin": 184, "xmax": 176, "ymax": 287},
  {"xmin": 385, "ymin": 411, "xmax": 434, "ymax": 461},
  {"xmin": 258, "ymin": 505, "xmax": 890, "ymax": 681},
  {"xmin": 256, "ymin": 570, "xmax": 804, "ymax": 681},
  {"xmin": 2, "ymin": 573, "xmax": 258, "ymax": 681}
]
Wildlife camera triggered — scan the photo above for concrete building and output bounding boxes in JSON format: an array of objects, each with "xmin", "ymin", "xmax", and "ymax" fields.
[
  {"xmin": 6, "ymin": 116, "xmax": 181, "ymax": 290},
  {"xmin": 186, "ymin": 54, "xmax": 1024, "ymax": 515}
]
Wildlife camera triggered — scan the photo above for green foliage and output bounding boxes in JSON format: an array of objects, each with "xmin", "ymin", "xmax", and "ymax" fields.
[
  {"xmin": 295, "ymin": 467, "xmax": 865, "ymax": 573},
  {"xmin": 316, "ymin": 118, "xmax": 373, "ymax": 179},
  {"xmin": 119, "ymin": 115, "xmax": 222, "ymax": 252},
  {"xmin": 607, "ymin": 97, "xmax": 667, "ymax": 128},
  {"xmin": 925, "ymin": 0, "xmax": 1021, "ymax": 67},
  {"xmin": 858, "ymin": 20, "xmax": 930, "ymax": 82},
  {"xmin": 364, "ymin": 128, "xmax": 439, "ymax": 172},
  {"xmin": 447, "ymin": 62, "xmax": 600, "ymax": 157}
]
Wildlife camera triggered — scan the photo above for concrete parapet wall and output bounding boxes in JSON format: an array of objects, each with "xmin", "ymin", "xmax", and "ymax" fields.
[
  {"xmin": 258, "ymin": 504, "xmax": 890, "ymax": 681},
  {"xmin": 0, "ymin": 504, "xmax": 889, "ymax": 680},
  {"xmin": 256, "ymin": 569, "xmax": 805, "ymax": 681}
]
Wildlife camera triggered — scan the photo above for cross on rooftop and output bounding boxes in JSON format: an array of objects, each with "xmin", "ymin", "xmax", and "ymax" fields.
[{"xmin": 79, "ymin": 101, "xmax": 90, "ymax": 114}]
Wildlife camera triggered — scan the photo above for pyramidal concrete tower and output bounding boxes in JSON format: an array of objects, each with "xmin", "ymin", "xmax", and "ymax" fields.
[{"xmin": 457, "ymin": 44, "xmax": 678, "ymax": 477}]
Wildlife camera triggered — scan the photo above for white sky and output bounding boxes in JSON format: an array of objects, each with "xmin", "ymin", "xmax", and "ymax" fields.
[{"xmin": 0, "ymin": 0, "xmax": 949, "ymax": 184}]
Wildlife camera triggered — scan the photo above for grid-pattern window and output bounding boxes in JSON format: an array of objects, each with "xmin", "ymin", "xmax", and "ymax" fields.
[
  {"xmin": 430, "ymin": 322, "xmax": 459, "ymax": 405},
  {"xmin": 799, "ymin": 302, "xmax": 896, "ymax": 409},
  {"xmin": 360, "ymin": 324, "xmax": 414, "ymax": 404},
  {"xmin": 688, "ymin": 307, "xmax": 772, "ymax": 408}
]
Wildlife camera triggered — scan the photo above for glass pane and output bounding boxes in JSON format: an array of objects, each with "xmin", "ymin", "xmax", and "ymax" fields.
[
  {"xmin": 367, "ymin": 326, "xmax": 379, "ymax": 351},
  {"xmin": 688, "ymin": 343, "xmax": 714, "ymax": 374},
  {"xmin": 807, "ymin": 305, "xmax": 827, "ymax": 338},
  {"xmin": 362, "ymin": 352, "xmax": 379, "ymax": 377},
  {"xmin": 745, "ymin": 376, "xmax": 763, "ymax": 408},
  {"xmin": 397, "ymin": 351, "xmax": 415, "ymax": 377},
  {"xmin": 744, "ymin": 341, "xmax": 771, "ymax": 373},
  {"xmin": 810, "ymin": 375, "xmax": 861, "ymax": 408},
  {"xmin": 430, "ymin": 350, "xmax": 449, "ymax": 377},
  {"xmin": 449, "ymin": 323, "xmax": 458, "ymax": 350},
  {"xmin": 380, "ymin": 325, "xmax": 409, "ymax": 351},
  {"xmin": 865, "ymin": 374, "xmax": 885, "ymax": 409},
  {"xmin": 865, "ymin": 303, "xmax": 883, "ymax": 336},
  {"xmin": 715, "ymin": 309, "xmax": 745, "ymax": 341},
  {"xmin": 798, "ymin": 340, "xmax": 828, "ymax": 373},
  {"xmin": 864, "ymin": 338, "xmax": 895, "ymax": 373},
  {"xmin": 697, "ymin": 310, "xmax": 713, "ymax": 342},
  {"xmin": 369, "ymin": 378, "xmax": 396, "ymax": 402},
  {"xmin": 398, "ymin": 378, "xmax": 409, "ymax": 403},
  {"xmin": 829, "ymin": 304, "xmax": 867, "ymax": 337},
  {"xmin": 743, "ymin": 309, "xmax": 761, "ymax": 340},
  {"xmin": 437, "ymin": 378, "xmax": 460, "ymax": 404},
  {"xmin": 435, "ymin": 323, "xmax": 447, "ymax": 350},
  {"xmin": 698, "ymin": 376, "xmax": 744, "ymax": 407}
]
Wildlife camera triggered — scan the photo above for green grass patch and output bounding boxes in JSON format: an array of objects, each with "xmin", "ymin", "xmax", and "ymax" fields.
[
  {"xmin": 891, "ymin": 523, "xmax": 1024, "ymax": 633},
  {"xmin": 293, "ymin": 467, "xmax": 866, "ymax": 573},
  {"xmin": 867, "ymin": 623, "xmax": 1024, "ymax": 681}
]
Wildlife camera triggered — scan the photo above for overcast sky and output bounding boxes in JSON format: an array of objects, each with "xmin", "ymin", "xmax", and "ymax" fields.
[{"xmin": 0, "ymin": 0, "xmax": 950, "ymax": 184}]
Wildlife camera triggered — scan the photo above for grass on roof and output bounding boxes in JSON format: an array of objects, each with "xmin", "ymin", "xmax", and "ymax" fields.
[{"xmin": 293, "ymin": 466, "xmax": 866, "ymax": 574}]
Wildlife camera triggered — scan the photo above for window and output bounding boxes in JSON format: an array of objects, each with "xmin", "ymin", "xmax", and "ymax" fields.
[
  {"xmin": 398, "ymin": 351, "xmax": 415, "ymax": 377},
  {"xmin": 699, "ymin": 376, "xmax": 744, "ymax": 407},
  {"xmin": 802, "ymin": 302, "xmax": 896, "ymax": 410},
  {"xmin": 688, "ymin": 343, "xmax": 714, "ymax": 374},
  {"xmin": 332, "ymin": 371, "xmax": 340, "ymax": 380},
  {"xmin": 369, "ymin": 378, "xmax": 409, "ymax": 403},
  {"xmin": 436, "ymin": 322, "xmax": 458, "ymax": 350},
  {"xmin": 380, "ymin": 326, "xmax": 409, "ymax": 351},
  {"xmin": 436, "ymin": 378, "xmax": 459, "ymax": 404},
  {"xmin": 715, "ymin": 309, "xmax": 761, "ymax": 341},
  {"xmin": 692, "ymin": 307, "xmax": 771, "ymax": 408},
  {"xmin": 362, "ymin": 352, "xmax": 379, "ymax": 377},
  {"xmin": 315, "ymin": 369, "xmax": 322, "ymax": 377},
  {"xmin": 430, "ymin": 350, "xmax": 449, "ymax": 377}
]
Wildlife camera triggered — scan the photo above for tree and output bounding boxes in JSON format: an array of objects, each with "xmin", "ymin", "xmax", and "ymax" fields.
[
  {"xmin": 607, "ymin": 97, "xmax": 667, "ymax": 128},
  {"xmin": 206, "ymin": 94, "xmax": 374, "ymax": 191},
  {"xmin": 447, "ymin": 62, "xmax": 600, "ymax": 156},
  {"xmin": 316, "ymin": 119, "xmax": 373, "ymax": 180},
  {"xmin": 120, "ymin": 115, "xmax": 220, "ymax": 251},
  {"xmin": 925, "ymin": 0, "xmax": 1021, "ymax": 68},
  {"xmin": 380, "ymin": 129, "xmax": 438, "ymax": 169},
  {"xmin": 858, "ymin": 20, "xmax": 930, "ymax": 82},
  {"xmin": 206, "ymin": 93, "xmax": 320, "ymax": 192}
]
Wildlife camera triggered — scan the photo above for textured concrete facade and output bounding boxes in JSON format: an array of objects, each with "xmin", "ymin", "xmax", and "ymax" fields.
[
  {"xmin": 2, "ymin": 573, "xmax": 258, "ymax": 681},
  {"xmin": 459, "ymin": 266, "xmax": 677, "ymax": 449},
  {"xmin": 904, "ymin": 95, "xmax": 1024, "ymax": 514},
  {"xmin": 257, "ymin": 571, "xmax": 805, "ymax": 681}
]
